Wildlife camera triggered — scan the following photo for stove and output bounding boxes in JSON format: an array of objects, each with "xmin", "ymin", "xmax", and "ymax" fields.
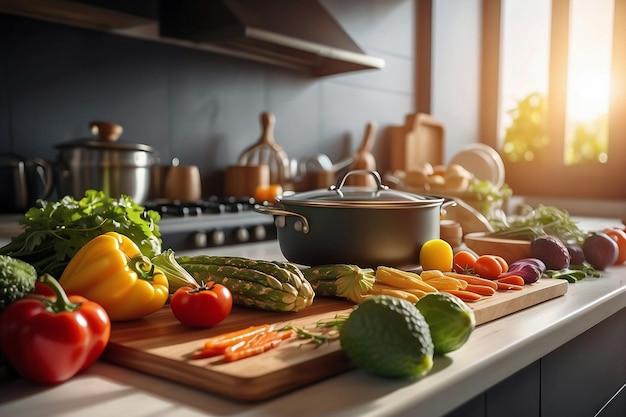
[{"xmin": 144, "ymin": 197, "xmax": 277, "ymax": 251}]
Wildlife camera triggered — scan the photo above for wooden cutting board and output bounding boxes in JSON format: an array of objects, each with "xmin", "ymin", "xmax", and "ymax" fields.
[
  {"xmin": 388, "ymin": 112, "xmax": 444, "ymax": 172},
  {"xmin": 102, "ymin": 279, "xmax": 568, "ymax": 402}
]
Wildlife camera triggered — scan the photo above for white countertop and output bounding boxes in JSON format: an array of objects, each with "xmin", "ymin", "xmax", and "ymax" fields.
[{"xmin": 1, "ymin": 240, "xmax": 625, "ymax": 417}]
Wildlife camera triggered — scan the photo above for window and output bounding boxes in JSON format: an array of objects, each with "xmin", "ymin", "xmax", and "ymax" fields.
[{"xmin": 480, "ymin": 0, "xmax": 626, "ymax": 200}]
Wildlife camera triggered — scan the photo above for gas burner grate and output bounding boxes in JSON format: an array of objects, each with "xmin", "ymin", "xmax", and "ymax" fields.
[{"xmin": 144, "ymin": 196, "xmax": 258, "ymax": 218}]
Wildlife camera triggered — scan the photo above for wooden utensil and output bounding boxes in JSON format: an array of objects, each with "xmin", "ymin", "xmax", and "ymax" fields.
[
  {"xmin": 346, "ymin": 121, "xmax": 377, "ymax": 186},
  {"xmin": 238, "ymin": 112, "xmax": 290, "ymax": 186},
  {"xmin": 388, "ymin": 113, "xmax": 444, "ymax": 172}
]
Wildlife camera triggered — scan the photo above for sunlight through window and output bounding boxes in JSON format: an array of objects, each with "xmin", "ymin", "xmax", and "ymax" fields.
[{"xmin": 564, "ymin": 0, "xmax": 614, "ymax": 165}]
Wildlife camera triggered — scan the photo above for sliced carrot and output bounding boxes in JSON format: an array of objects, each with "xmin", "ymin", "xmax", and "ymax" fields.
[
  {"xmin": 203, "ymin": 324, "xmax": 272, "ymax": 350},
  {"xmin": 464, "ymin": 284, "xmax": 496, "ymax": 296},
  {"xmin": 443, "ymin": 272, "xmax": 498, "ymax": 290},
  {"xmin": 223, "ymin": 330, "xmax": 293, "ymax": 362},
  {"xmin": 444, "ymin": 289, "xmax": 483, "ymax": 302},
  {"xmin": 495, "ymin": 281, "xmax": 524, "ymax": 291},
  {"xmin": 191, "ymin": 345, "xmax": 227, "ymax": 360},
  {"xmin": 496, "ymin": 275, "xmax": 525, "ymax": 286}
]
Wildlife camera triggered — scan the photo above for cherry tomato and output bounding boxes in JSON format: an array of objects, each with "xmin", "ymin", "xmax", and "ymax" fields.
[
  {"xmin": 452, "ymin": 250, "xmax": 477, "ymax": 273},
  {"xmin": 492, "ymin": 255, "xmax": 509, "ymax": 274},
  {"xmin": 419, "ymin": 239, "xmax": 454, "ymax": 272},
  {"xmin": 473, "ymin": 255, "xmax": 503, "ymax": 279},
  {"xmin": 170, "ymin": 282, "xmax": 233, "ymax": 328},
  {"xmin": 602, "ymin": 228, "xmax": 626, "ymax": 264}
]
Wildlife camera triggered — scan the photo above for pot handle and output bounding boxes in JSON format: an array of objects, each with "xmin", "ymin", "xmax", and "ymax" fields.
[
  {"xmin": 254, "ymin": 205, "xmax": 310, "ymax": 234},
  {"xmin": 331, "ymin": 169, "xmax": 387, "ymax": 192},
  {"xmin": 31, "ymin": 158, "xmax": 54, "ymax": 200}
]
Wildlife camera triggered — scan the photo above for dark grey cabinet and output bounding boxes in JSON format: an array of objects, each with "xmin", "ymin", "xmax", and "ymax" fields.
[{"xmin": 446, "ymin": 308, "xmax": 626, "ymax": 417}]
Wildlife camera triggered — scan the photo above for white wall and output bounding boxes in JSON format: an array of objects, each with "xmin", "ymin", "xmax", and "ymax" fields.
[{"xmin": 431, "ymin": 0, "xmax": 482, "ymax": 163}]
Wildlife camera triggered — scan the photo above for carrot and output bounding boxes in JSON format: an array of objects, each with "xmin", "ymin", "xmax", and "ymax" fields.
[
  {"xmin": 464, "ymin": 284, "xmax": 496, "ymax": 296},
  {"xmin": 443, "ymin": 271, "xmax": 498, "ymax": 290},
  {"xmin": 495, "ymin": 281, "xmax": 524, "ymax": 291},
  {"xmin": 444, "ymin": 289, "xmax": 482, "ymax": 302},
  {"xmin": 496, "ymin": 275, "xmax": 526, "ymax": 286},
  {"xmin": 202, "ymin": 324, "xmax": 273, "ymax": 350},
  {"xmin": 223, "ymin": 330, "xmax": 293, "ymax": 362},
  {"xmin": 191, "ymin": 345, "xmax": 227, "ymax": 360}
]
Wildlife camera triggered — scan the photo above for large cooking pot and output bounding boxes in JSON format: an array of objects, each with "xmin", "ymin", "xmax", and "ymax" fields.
[
  {"xmin": 0, "ymin": 154, "xmax": 54, "ymax": 212},
  {"xmin": 55, "ymin": 121, "xmax": 156, "ymax": 204},
  {"xmin": 256, "ymin": 170, "xmax": 454, "ymax": 268}
]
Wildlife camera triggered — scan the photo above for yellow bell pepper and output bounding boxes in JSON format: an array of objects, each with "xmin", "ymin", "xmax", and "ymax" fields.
[{"xmin": 59, "ymin": 231, "xmax": 169, "ymax": 321}]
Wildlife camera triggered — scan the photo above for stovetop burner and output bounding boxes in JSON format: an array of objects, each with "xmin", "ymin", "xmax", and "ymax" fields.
[
  {"xmin": 146, "ymin": 196, "xmax": 277, "ymax": 251},
  {"xmin": 144, "ymin": 196, "xmax": 257, "ymax": 218}
]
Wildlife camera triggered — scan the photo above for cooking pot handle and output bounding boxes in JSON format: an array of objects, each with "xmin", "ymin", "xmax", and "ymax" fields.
[
  {"xmin": 331, "ymin": 169, "xmax": 387, "ymax": 192},
  {"xmin": 32, "ymin": 158, "xmax": 54, "ymax": 200},
  {"xmin": 254, "ymin": 205, "xmax": 310, "ymax": 234}
]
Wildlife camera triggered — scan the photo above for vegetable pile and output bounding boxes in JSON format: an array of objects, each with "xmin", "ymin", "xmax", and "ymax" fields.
[{"xmin": 0, "ymin": 190, "xmax": 162, "ymax": 278}]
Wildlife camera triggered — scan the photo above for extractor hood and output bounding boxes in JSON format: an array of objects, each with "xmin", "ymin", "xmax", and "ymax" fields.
[
  {"xmin": 159, "ymin": 0, "xmax": 385, "ymax": 77},
  {"xmin": 0, "ymin": 0, "xmax": 385, "ymax": 77}
]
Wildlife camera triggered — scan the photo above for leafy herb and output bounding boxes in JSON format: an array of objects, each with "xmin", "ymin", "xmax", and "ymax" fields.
[
  {"xmin": 490, "ymin": 204, "xmax": 588, "ymax": 245},
  {"xmin": 0, "ymin": 190, "xmax": 161, "ymax": 278},
  {"xmin": 280, "ymin": 314, "xmax": 350, "ymax": 347},
  {"xmin": 544, "ymin": 263, "xmax": 601, "ymax": 282}
]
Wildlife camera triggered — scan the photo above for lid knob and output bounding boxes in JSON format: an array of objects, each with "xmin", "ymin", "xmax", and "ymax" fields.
[{"xmin": 90, "ymin": 121, "xmax": 123, "ymax": 142}]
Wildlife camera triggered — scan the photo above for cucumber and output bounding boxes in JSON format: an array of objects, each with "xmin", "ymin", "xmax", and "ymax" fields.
[
  {"xmin": 176, "ymin": 255, "xmax": 314, "ymax": 312},
  {"xmin": 302, "ymin": 264, "xmax": 375, "ymax": 303}
]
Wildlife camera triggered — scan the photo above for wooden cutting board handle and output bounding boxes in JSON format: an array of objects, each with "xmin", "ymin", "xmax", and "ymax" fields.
[{"xmin": 347, "ymin": 121, "xmax": 377, "ymax": 186}]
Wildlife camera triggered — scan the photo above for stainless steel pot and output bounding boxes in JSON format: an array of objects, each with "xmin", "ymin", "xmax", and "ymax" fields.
[
  {"xmin": 0, "ymin": 154, "xmax": 54, "ymax": 212},
  {"xmin": 55, "ymin": 121, "xmax": 156, "ymax": 204},
  {"xmin": 256, "ymin": 170, "xmax": 454, "ymax": 267}
]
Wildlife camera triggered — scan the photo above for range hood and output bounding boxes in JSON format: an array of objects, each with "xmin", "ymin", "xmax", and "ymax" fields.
[
  {"xmin": 0, "ymin": 0, "xmax": 385, "ymax": 77},
  {"xmin": 159, "ymin": 0, "xmax": 385, "ymax": 76}
]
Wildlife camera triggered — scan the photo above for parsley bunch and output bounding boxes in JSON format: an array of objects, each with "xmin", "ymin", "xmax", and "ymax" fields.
[{"xmin": 0, "ymin": 190, "xmax": 161, "ymax": 278}]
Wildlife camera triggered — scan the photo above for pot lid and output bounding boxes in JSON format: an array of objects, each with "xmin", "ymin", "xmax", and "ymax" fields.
[
  {"xmin": 277, "ymin": 170, "xmax": 446, "ymax": 208},
  {"xmin": 55, "ymin": 121, "xmax": 155, "ymax": 153}
]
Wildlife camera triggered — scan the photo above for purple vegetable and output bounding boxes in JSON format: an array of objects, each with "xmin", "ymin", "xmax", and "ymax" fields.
[
  {"xmin": 501, "ymin": 258, "xmax": 546, "ymax": 284},
  {"xmin": 509, "ymin": 258, "xmax": 546, "ymax": 273}
]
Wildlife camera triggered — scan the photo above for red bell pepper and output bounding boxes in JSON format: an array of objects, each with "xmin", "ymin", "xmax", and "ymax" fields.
[{"xmin": 0, "ymin": 274, "xmax": 111, "ymax": 384}]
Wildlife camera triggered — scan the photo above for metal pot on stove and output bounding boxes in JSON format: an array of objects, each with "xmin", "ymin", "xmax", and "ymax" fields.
[
  {"xmin": 55, "ymin": 121, "xmax": 157, "ymax": 204},
  {"xmin": 256, "ymin": 170, "xmax": 455, "ymax": 268}
]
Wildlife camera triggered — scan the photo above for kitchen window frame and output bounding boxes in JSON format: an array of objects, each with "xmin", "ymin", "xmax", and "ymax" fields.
[{"xmin": 479, "ymin": 0, "xmax": 626, "ymax": 200}]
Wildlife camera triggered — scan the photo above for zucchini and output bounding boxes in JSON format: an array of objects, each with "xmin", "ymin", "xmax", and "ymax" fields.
[
  {"xmin": 302, "ymin": 264, "xmax": 376, "ymax": 303},
  {"xmin": 0, "ymin": 255, "xmax": 38, "ymax": 311},
  {"xmin": 176, "ymin": 255, "xmax": 314, "ymax": 312}
]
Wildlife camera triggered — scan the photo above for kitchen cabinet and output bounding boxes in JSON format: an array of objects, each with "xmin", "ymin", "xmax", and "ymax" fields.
[
  {"xmin": 0, "ymin": 240, "xmax": 624, "ymax": 417},
  {"xmin": 446, "ymin": 308, "xmax": 626, "ymax": 417}
]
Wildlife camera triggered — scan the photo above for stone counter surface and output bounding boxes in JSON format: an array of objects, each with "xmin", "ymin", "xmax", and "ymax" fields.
[{"xmin": 1, "ymin": 240, "xmax": 624, "ymax": 417}]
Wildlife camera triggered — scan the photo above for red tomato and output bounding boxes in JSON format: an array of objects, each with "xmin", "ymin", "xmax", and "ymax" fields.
[
  {"xmin": 453, "ymin": 250, "xmax": 477, "ymax": 273},
  {"xmin": 603, "ymin": 228, "xmax": 626, "ymax": 264},
  {"xmin": 492, "ymin": 255, "xmax": 509, "ymax": 274},
  {"xmin": 474, "ymin": 255, "xmax": 503, "ymax": 279},
  {"xmin": 170, "ymin": 282, "xmax": 233, "ymax": 328}
]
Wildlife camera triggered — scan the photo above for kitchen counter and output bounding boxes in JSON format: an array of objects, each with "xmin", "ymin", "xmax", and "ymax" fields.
[{"xmin": 1, "ymin": 240, "xmax": 625, "ymax": 417}]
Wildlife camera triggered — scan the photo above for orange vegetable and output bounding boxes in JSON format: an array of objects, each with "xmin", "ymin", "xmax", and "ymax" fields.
[
  {"xmin": 452, "ymin": 251, "xmax": 477, "ymax": 273},
  {"xmin": 474, "ymin": 255, "xmax": 504, "ymax": 279},
  {"xmin": 464, "ymin": 284, "xmax": 496, "ymax": 296},
  {"xmin": 495, "ymin": 281, "xmax": 524, "ymax": 291},
  {"xmin": 443, "ymin": 272, "xmax": 498, "ymax": 290},
  {"xmin": 191, "ymin": 324, "xmax": 293, "ymax": 361},
  {"xmin": 223, "ymin": 330, "xmax": 293, "ymax": 362},
  {"xmin": 444, "ymin": 289, "xmax": 482, "ymax": 302},
  {"xmin": 496, "ymin": 275, "xmax": 525, "ymax": 286}
]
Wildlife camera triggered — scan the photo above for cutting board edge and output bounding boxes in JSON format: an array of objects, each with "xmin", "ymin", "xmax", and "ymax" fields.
[{"xmin": 103, "ymin": 342, "xmax": 354, "ymax": 402}]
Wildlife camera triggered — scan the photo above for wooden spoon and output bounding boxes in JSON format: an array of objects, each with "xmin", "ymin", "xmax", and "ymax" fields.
[{"xmin": 347, "ymin": 121, "xmax": 377, "ymax": 186}]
